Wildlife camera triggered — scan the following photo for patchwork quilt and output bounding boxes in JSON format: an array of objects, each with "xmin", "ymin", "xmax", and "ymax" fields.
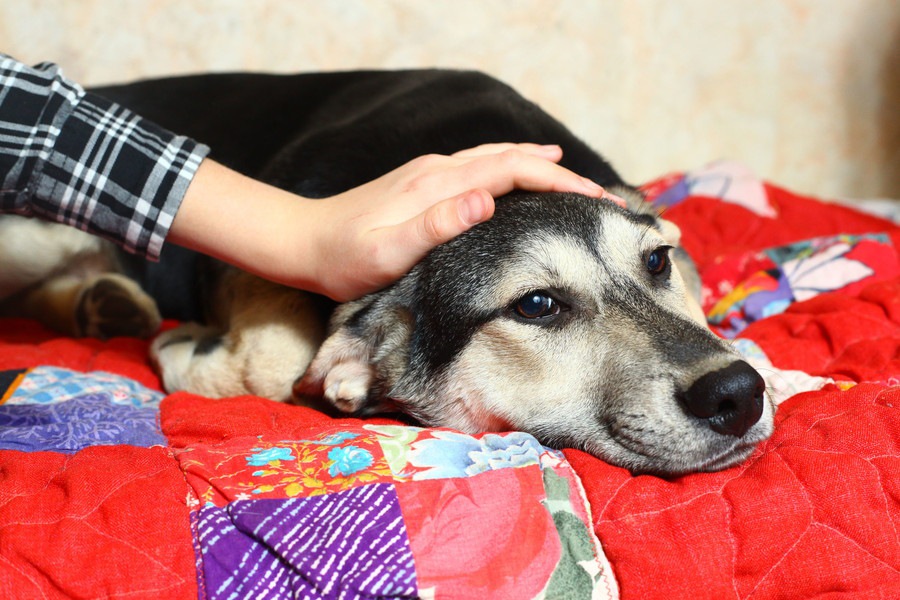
[{"xmin": 1, "ymin": 162, "xmax": 898, "ymax": 599}]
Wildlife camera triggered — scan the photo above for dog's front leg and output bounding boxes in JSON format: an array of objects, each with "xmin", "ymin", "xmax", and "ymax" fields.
[
  {"xmin": 150, "ymin": 280, "xmax": 326, "ymax": 402},
  {"xmin": 150, "ymin": 322, "xmax": 233, "ymax": 396}
]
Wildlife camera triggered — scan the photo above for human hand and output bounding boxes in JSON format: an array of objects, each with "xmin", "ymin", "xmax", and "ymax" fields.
[
  {"xmin": 304, "ymin": 143, "xmax": 620, "ymax": 301},
  {"xmin": 170, "ymin": 144, "xmax": 620, "ymax": 302}
]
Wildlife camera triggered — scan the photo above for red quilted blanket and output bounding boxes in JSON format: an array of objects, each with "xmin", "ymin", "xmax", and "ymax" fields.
[{"xmin": 1, "ymin": 162, "xmax": 898, "ymax": 599}]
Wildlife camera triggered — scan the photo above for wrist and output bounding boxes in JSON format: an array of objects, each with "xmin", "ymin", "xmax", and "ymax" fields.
[{"xmin": 169, "ymin": 159, "xmax": 323, "ymax": 291}]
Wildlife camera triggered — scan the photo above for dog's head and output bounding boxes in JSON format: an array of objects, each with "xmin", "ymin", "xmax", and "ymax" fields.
[{"xmin": 295, "ymin": 192, "xmax": 774, "ymax": 475}]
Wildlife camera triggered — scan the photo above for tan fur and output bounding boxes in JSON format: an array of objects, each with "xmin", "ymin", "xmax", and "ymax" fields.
[
  {"xmin": 11, "ymin": 275, "xmax": 85, "ymax": 335},
  {"xmin": 151, "ymin": 272, "xmax": 325, "ymax": 400},
  {"xmin": 0, "ymin": 220, "xmax": 110, "ymax": 300}
]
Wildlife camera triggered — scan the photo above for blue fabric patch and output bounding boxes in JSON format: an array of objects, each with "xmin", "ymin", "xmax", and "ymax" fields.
[{"xmin": 5, "ymin": 366, "xmax": 163, "ymax": 407}]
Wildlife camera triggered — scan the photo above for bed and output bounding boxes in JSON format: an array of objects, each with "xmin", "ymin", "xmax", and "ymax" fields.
[{"xmin": 2, "ymin": 161, "xmax": 898, "ymax": 599}]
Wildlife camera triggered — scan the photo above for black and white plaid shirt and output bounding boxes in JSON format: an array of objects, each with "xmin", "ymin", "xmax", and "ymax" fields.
[{"xmin": 0, "ymin": 55, "xmax": 210, "ymax": 259}]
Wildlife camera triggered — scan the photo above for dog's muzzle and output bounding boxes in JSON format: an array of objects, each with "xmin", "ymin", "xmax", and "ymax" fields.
[{"xmin": 681, "ymin": 360, "xmax": 766, "ymax": 437}]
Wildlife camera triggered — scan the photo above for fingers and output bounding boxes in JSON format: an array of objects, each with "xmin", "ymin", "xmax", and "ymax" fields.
[
  {"xmin": 406, "ymin": 143, "xmax": 626, "ymax": 208},
  {"xmin": 601, "ymin": 189, "xmax": 629, "ymax": 208},
  {"xmin": 455, "ymin": 188, "xmax": 495, "ymax": 227},
  {"xmin": 452, "ymin": 143, "xmax": 563, "ymax": 161},
  {"xmin": 415, "ymin": 188, "xmax": 494, "ymax": 245},
  {"xmin": 443, "ymin": 149, "xmax": 608, "ymax": 200},
  {"xmin": 379, "ymin": 189, "xmax": 495, "ymax": 268}
]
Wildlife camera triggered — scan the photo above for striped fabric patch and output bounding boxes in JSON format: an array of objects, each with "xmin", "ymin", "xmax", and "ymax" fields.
[{"xmin": 196, "ymin": 483, "xmax": 417, "ymax": 599}]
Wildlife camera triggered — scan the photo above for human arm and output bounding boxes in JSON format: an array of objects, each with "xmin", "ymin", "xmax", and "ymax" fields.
[
  {"xmin": 169, "ymin": 144, "xmax": 612, "ymax": 301},
  {"xmin": 0, "ymin": 54, "xmax": 208, "ymax": 258},
  {"xmin": 2, "ymin": 54, "xmax": 618, "ymax": 302}
]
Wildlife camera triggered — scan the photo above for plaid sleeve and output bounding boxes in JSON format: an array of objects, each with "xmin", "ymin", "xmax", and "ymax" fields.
[{"xmin": 0, "ymin": 55, "xmax": 210, "ymax": 259}]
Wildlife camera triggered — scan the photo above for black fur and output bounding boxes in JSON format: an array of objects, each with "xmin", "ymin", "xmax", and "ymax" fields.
[
  {"xmin": 95, "ymin": 70, "xmax": 624, "ymax": 194},
  {"xmin": 89, "ymin": 70, "xmax": 628, "ymax": 319}
]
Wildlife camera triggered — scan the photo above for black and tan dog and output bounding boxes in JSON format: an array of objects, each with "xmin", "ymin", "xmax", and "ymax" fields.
[{"xmin": 0, "ymin": 70, "xmax": 773, "ymax": 475}]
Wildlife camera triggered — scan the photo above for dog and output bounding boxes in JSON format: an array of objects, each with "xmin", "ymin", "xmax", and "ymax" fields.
[{"xmin": 0, "ymin": 69, "xmax": 774, "ymax": 475}]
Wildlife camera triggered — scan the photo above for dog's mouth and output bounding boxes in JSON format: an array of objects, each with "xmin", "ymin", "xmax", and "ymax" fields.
[
  {"xmin": 693, "ymin": 441, "xmax": 761, "ymax": 472},
  {"xmin": 596, "ymin": 403, "xmax": 773, "ymax": 476},
  {"xmin": 606, "ymin": 432, "xmax": 767, "ymax": 476}
]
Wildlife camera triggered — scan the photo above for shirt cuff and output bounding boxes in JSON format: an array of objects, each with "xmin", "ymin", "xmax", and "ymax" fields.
[{"xmin": 32, "ymin": 90, "xmax": 211, "ymax": 260}]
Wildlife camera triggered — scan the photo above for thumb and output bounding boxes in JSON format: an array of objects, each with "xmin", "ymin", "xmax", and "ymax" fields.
[
  {"xmin": 412, "ymin": 189, "xmax": 495, "ymax": 249},
  {"xmin": 373, "ymin": 190, "xmax": 495, "ymax": 282}
]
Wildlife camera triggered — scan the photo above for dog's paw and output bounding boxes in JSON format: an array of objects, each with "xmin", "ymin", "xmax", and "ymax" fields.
[
  {"xmin": 76, "ymin": 274, "xmax": 161, "ymax": 339},
  {"xmin": 150, "ymin": 322, "xmax": 222, "ymax": 392},
  {"xmin": 322, "ymin": 362, "xmax": 375, "ymax": 413}
]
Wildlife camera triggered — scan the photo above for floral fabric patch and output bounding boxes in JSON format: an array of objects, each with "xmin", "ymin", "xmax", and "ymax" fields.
[
  {"xmin": 176, "ymin": 425, "xmax": 569, "ymax": 507},
  {"xmin": 642, "ymin": 161, "xmax": 776, "ymax": 217},
  {"xmin": 705, "ymin": 233, "xmax": 896, "ymax": 337}
]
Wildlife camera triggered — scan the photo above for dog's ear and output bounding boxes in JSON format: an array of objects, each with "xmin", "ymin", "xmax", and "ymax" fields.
[
  {"xmin": 657, "ymin": 218, "xmax": 682, "ymax": 246},
  {"xmin": 610, "ymin": 185, "xmax": 648, "ymax": 214},
  {"xmin": 609, "ymin": 184, "xmax": 683, "ymax": 246},
  {"xmin": 609, "ymin": 185, "xmax": 681, "ymax": 240},
  {"xmin": 292, "ymin": 293, "xmax": 413, "ymax": 415},
  {"xmin": 610, "ymin": 184, "xmax": 703, "ymax": 322}
]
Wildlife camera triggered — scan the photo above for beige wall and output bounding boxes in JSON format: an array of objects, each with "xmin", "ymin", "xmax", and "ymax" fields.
[{"xmin": 4, "ymin": 0, "xmax": 898, "ymax": 199}]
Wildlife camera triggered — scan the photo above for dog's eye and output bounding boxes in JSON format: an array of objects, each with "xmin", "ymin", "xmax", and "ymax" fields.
[
  {"xmin": 514, "ymin": 291, "xmax": 561, "ymax": 320},
  {"xmin": 646, "ymin": 246, "xmax": 672, "ymax": 276}
]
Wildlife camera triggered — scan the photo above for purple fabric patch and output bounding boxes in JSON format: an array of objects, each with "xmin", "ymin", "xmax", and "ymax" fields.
[
  {"xmin": 651, "ymin": 176, "xmax": 690, "ymax": 209},
  {"xmin": 197, "ymin": 483, "xmax": 418, "ymax": 599},
  {"xmin": 0, "ymin": 393, "xmax": 165, "ymax": 452}
]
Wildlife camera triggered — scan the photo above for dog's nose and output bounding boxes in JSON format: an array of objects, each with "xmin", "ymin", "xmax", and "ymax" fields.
[{"xmin": 682, "ymin": 360, "xmax": 766, "ymax": 437}]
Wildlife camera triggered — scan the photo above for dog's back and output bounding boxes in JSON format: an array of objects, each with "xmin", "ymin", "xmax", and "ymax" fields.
[{"xmin": 92, "ymin": 70, "xmax": 625, "ymax": 194}]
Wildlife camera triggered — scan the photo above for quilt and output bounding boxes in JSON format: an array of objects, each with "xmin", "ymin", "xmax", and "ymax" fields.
[{"xmin": 1, "ymin": 161, "xmax": 898, "ymax": 599}]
